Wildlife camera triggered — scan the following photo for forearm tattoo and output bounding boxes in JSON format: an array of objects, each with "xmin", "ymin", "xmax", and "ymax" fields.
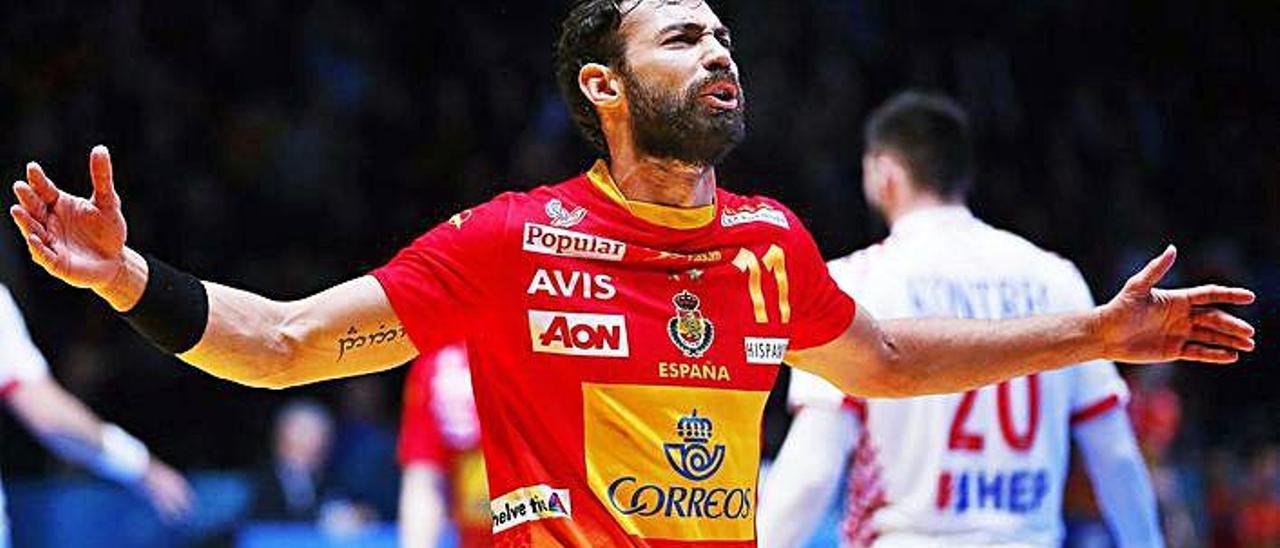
[{"xmin": 336, "ymin": 324, "xmax": 407, "ymax": 361}]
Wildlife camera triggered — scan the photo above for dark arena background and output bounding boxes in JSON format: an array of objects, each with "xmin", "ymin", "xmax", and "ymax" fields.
[{"xmin": 0, "ymin": 1, "xmax": 1276, "ymax": 546}]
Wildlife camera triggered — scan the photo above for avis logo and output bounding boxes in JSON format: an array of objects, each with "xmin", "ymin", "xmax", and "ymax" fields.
[
  {"xmin": 668, "ymin": 291, "xmax": 715, "ymax": 358},
  {"xmin": 546, "ymin": 199, "xmax": 587, "ymax": 228},
  {"xmin": 663, "ymin": 409, "xmax": 726, "ymax": 481},
  {"xmin": 528, "ymin": 310, "xmax": 629, "ymax": 358}
]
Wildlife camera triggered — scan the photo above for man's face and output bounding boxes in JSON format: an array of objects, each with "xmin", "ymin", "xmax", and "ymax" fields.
[{"xmin": 615, "ymin": 0, "xmax": 745, "ymax": 165}]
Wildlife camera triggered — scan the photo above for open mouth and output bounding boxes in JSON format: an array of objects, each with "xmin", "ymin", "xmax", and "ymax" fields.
[{"xmin": 700, "ymin": 81, "xmax": 741, "ymax": 110}]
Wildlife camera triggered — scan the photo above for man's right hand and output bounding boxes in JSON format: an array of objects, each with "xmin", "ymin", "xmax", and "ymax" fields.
[{"xmin": 10, "ymin": 146, "xmax": 145, "ymax": 310}]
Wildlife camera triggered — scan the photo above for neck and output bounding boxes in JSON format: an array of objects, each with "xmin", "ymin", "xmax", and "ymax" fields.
[
  {"xmin": 606, "ymin": 149, "xmax": 717, "ymax": 208},
  {"xmin": 885, "ymin": 192, "xmax": 961, "ymax": 226}
]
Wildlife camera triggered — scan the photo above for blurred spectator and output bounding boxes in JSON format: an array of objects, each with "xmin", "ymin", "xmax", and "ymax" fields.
[
  {"xmin": 249, "ymin": 398, "xmax": 376, "ymax": 536},
  {"xmin": 328, "ymin": 378, "xmax": 399, "ymax": 521},
  {"xmin": 1237, "ymin": 447, "xmax": 1280, "ymax": 547}
]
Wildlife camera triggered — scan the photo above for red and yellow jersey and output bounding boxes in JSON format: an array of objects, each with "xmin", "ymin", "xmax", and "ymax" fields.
[
  {"xmin": 400, "ymin": 345, "xmax": 491, "ymax": 546},
  {"xmin": 374, "ymin": 161, "xmax": 855, "ymax": 547}
]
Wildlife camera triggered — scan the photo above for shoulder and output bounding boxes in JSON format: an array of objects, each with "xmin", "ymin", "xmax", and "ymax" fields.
[
  {"xmin": 423, "ymin": 175, "xmax": 591, "ymax": 239},
  {"xmin": 980, "ymin": 222, "xmax": 1083, "ymax": 277},
  {"xmin": 716, "ymin": 190, "xmax": 813, "ymax": 241},
  {"xmin": 977, "ymin": 222, "xmax": 1092, "ymax": 299},
  {"xmin": 826, "ymin": 243, "xmax": 885, "ymax": 286}
]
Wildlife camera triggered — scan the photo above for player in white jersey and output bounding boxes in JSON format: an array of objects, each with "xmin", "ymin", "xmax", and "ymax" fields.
[
  {"xmin": 0, "ymin": 284, "xmax": 192, "ymax": 546},
  {"xmin": 759, "ymin": 92, "xmax": 1162, "ymax": 548}
]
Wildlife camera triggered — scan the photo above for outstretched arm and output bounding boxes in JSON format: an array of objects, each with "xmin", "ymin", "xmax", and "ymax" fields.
[
  {"xmin": 10, "ymin": 146, "xmax": 416, "ymax": 388},
  {"xmin": 788, "ymin": 247, "xmax": 1256, "ymax": 398},
  {"xmin": 6, "ymin": 378, "xmax": 194, "ymax": 521}
]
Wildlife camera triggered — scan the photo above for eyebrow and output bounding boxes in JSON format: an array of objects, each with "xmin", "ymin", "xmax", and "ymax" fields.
[{"xmin": 656, "ymin": 21, "xmax": 731, "ymax": 41}]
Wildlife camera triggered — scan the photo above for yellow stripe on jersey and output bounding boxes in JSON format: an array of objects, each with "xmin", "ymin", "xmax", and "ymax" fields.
[{"xmin": 587, "ymin": 160, "xmax": 717, "ymax": 230}]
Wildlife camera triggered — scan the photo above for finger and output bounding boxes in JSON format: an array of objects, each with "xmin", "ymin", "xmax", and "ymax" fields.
[
  {"xmin": 89, "ymin": 145, "xmax": 119, "ymax": 209},
  {"xmin": 1192, "ymin": 308, "xmax": 1256, "ymax": 338},
  {"xmin": 1124, "ymin": 245, "xmax": 1176, "ymax": 293},
  {"xmin": 1178, "ymin": 343, "xmax": 1238, "ymax": 364},
  {"xmin": 10, "ymin": 204, "xmax": 51, "ymax": 243},
  {"xmin": 1190, "ymin": 327, "xmax": 1255, "ymax": 352},
  {"xmin": 12, "ymin": 182, "xmax": 46, "ymax": 222},
  {"xmin": 1182, "ymin": 284, "xmax": 1256, "ymax": 306},
  {"xmin": 25, "ymin": 162, "xmax": 61, "ymax": 204},
  {"xmin": 23, "ymin": 232, "xmax": 59, "ymax": 271}
]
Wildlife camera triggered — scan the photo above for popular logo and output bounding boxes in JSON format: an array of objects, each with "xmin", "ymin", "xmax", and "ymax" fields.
[
  {"xmin": 662, "ymin": 409, "xmax": 726, "ymax": 481},
  {"xmin": 667, "ymin": 291, "xmax": 715, "ymax": 358},
  {"xmin": 522, "ymin": 223, "xmax": 627, "ymax": 262},
  {"xmin": 529, "ymin": 310, "xmax": 629, "ymax": 357},
  {"xmin": 546, "ymin": 199, "xmax": 587, "ymax": 228},
  {"xmin": 720, "ymin": 203, "xmax": 790, "ymax": 229}
]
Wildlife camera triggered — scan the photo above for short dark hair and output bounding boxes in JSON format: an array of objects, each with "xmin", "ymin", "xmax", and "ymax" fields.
[
  {"xmin": 555, "ymin": 1, "xmax": 629, "ymax": 155},
  {"xmin": 864, "ymin": 91, "xmax": 975, "ymax": 199}
]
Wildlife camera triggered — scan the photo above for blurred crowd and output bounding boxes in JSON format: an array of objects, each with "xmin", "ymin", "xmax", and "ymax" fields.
[{"xmin": 0, "ymin": 1, "xmax": 1275, "ymax": 545}]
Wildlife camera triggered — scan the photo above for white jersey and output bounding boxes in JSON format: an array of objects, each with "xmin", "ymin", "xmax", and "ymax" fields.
[
  {"xmin": 789, "ymin": 207, "xmax": 1128, "ymax": 548},
  {"xmin": 0, "ymin": 284, "xmax": 51, "ymax": 547}
]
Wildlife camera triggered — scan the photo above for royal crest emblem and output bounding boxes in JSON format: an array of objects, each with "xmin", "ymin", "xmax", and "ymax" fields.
[
  {"xmin": 667, "ymin": 290, "xmax": 715, "ymax": 358},
  {"xmin": 546, "ymin": 199, "xmax": 587, "ymax": 228},
  {"xmin": 662, "ymin": 409, "xmax": 726, "ymax": 481}
]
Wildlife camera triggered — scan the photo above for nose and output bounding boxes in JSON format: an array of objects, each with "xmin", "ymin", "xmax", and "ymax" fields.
[{"xmin": 702, "ymin": 36, "xmax": 733, "ymax": 73}]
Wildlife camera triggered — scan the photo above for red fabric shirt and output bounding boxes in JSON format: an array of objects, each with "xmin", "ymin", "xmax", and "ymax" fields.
[
  {"xmin": 400, "ymin": 345, "xmax": 491, "ymax": 546},
  {"xmin": 374, "ymin": 162, "xmax": 855, "ymax": 546}
]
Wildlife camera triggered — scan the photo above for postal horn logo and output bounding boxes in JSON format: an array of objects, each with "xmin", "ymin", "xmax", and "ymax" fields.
[
  {"xmin": 668, "ymin": 290, "xmax": 714, "ymax": 358},
  {"xmin": 663, "ymin": 409, "xmax": 726, "ymax": 481}
]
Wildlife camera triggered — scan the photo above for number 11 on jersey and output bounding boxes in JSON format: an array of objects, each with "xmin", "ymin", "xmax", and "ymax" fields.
[{"xmin": 733, "ymin": 246, "xmax": 790, "ymax": 324}]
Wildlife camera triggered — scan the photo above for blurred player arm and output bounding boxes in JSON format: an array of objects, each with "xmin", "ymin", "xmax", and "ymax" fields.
[
  {"xmin": 757, "ymin": 403, "xmax": 857, "ymax": 548},
  {"xmin": 9, "ymin": 147, "xmax": 417, "ymax": 388},
  {"xmin": 399, "ymin": 462, "xmax": 448, "ymax": 547},
  {"xmin": 1072, "ymin": 408, "xmax": 1164, "ymax": 546},
  {"xmin": 787, "ymin": 247, "xmax": 1255, "ymax": 398},
  {"xmin": 4, "ymin": 377, "xmax": 193, "ymax": 521}
]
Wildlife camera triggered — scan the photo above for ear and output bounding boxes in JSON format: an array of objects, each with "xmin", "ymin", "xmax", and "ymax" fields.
[
  {"xmin": 862, "ymin": 154, "xmax": 887, "ymax": 198},
  {"xmin": 578, "ymin": 63, "xmax": 624, "ymax": 109},
  {"xmin": 876, "ymin": 153, "xmax": 910, "ymax": 200}
]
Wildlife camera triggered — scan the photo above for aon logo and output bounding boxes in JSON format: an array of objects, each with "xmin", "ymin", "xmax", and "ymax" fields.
[{"xmin": 528, "ymin": 311, "xmax": 629, "ymax": 358}]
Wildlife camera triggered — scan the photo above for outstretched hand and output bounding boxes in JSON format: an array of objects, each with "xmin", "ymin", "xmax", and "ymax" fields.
[
  {"xmin": 9, "ymin": 146, "xmax": 128, "ymax": 291},
  {"xmin": 1097, "ymin": 245, "xmax": 1256, "ymax": 364}
]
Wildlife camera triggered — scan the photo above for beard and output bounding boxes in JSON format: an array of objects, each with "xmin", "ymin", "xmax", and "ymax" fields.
[{"xmin": 621, "ymin": 67, "xmax": 746, "ymax": 166}]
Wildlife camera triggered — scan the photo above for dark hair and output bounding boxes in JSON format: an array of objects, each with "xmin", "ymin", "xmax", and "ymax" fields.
[
  {"xmin": 555, "ymin": 1, "xmax": 630, "ymax": 155},
  {"xmin": 864, "ymin": 90, "xmax": 975, "ymax": 199}
]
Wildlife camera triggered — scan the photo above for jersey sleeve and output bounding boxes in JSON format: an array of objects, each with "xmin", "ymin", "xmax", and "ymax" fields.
[
  {"xmin": 398, "ymin": 355, "xmax": 447, "ymax": 467},
  {"xmin": 372, "ymin": 194, "xmax": 515, "ymax": 351},
  {"xmin": 0, "ymin": 286, "xmax": 50, "ymax": 397},
  {"xmin": 779, "ymin": 206, "xmax": 857, "ymax": 350},
  {"xmin": 1053, "ymin": 262, "xmax": 1130, "ymax": 424}
]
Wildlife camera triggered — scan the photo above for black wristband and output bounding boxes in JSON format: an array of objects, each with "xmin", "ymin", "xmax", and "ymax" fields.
[{"xmin": 121, "ymin": 255, "xmax": 209, "ymax": 354}]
